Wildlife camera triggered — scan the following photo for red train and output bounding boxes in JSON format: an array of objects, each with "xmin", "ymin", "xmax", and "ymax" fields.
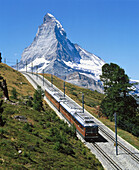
[{"xmin": 45, "ymin": 86, "xmax": 99, "ymax": 140}]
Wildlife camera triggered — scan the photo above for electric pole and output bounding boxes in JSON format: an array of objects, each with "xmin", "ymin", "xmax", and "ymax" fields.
[
  {"xmin": 31, "ymin": 62, "xmax": 33, "ymax": 74},
  {"xmin": 114, "ymin": 112, "xmax": 118, "ymax": 155},
  {"xmin": 82, "ymin": 93, "xmax": 84, "ymax": 113},
  {"xmin": 16, "ymin": 59, "xmax": 18, "ymax": 71},
  {"xmin": 36, "ymin": 66, "xmax": 38, "ymax": 80},
  {"xmin": 43, "ymin": 69, "xmax": 44, "ymax": 86},
  {"xmin": 63, "ymin": 81, "xmax": 65, "ymax": 97},
  {"xmin": 51, "ymin": 74, "xmax": 53, "ymax": 87},
  {"xmin": 26, "ymin": 61, "xmax": 27, "ymax": 73}
]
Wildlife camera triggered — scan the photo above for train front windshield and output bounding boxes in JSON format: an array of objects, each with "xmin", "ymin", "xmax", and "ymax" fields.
[{"xmin": 86, "ymin": 126, "xmax": 98, "ymax": 134}]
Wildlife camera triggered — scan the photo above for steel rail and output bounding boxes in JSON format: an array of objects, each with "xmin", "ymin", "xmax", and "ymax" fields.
[
  {"xmin": 22, "ymin": 72, "xmax": 138, "ymax": 167},
  {"xmin": 90, "ymin": 143, "xmax": 122, "ymax": 170},
  {"xmin": 99, "ymin": 126, "xmax": 139, "ymax": 163},
  {"xmin": 22, "ymin": 72, "xmax": 123, "ymax": 169},
  {"xmin": 22, "ymin": 72, "xmax": 52, "ymax": 90}
]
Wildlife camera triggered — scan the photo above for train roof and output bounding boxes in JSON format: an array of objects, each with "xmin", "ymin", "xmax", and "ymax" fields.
[
  {"xmin": 60, "ymin": 101, "xmax": 97, "ymax": 127},
  {"xmin": 45, "ymin": 86, "xmax": 66, "ymax": 102},
  {"xmin": 45, "ymin": 86, "xmax": 98, "ymax": 127}
]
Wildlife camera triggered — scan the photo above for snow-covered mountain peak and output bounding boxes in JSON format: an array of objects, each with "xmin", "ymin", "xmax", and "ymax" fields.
[
  {"xmin": 43, "ymin": 13, "xmax": 57, "ymax": 24},
  {"xmin": 43, "ymin": 13, "xmax": 55, "ymax": 23},
  {"xmin": 16, "ymin": 13, "xmax": 107, "ymax": 92},
  {"xmin": 43, "ymin": 13, "xmax": 66, "ymax": 37}
]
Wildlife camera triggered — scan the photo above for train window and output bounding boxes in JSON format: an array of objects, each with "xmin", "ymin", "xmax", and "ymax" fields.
[
  {"xmin": 86, "ymin": 127, "xmax": 98, "ymax": 133},
  {"xmin": 86, "ymin": 127, "xmax": 91, "ymax": 133},
  {"xmin": 85, "ymin": 120, "xmax": 94, "ymax": 123}
]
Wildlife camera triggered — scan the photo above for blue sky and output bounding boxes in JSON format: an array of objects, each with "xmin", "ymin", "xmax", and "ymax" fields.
[{"xmin": 0, "ymin": 0, "xmax": 139, "ymax": 80}]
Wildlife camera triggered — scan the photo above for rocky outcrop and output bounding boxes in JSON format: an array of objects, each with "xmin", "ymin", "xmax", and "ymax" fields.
[
  {"xmin": 65, "ymin": 72, "xmax": 104, "ymax": 93},
  {"xmin": 0, "ymin": 76, "xmax": 9, "ymax": 100}
]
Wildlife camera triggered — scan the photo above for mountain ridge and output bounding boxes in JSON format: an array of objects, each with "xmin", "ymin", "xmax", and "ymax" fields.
[
  {"xmin": 14, "ymin": 13, "xmax": 138, "ymax": 95},
  {"xmin": 15, "ymin": 13, "xmax": 105, "ymax": 92}
]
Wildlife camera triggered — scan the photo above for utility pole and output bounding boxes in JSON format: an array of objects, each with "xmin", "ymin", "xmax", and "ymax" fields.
[
  {"xmin": 26, "ymin": 61, "xmax": 27, "ymax": 73},
  {"xmin": 63, "ymin": 81, "xmax": 65, "ymax": 97},
  {"xmin": 43, "ymin": 69, "xmax": 44, "ymax": 86},
  {"xmin": 114, "ymin": 112, "xmax": 118, "ymax": 155},
  {"xmin": 32, "ymin": 62, "xmax": 33, "ymax": 75},
  {"xmin": 36, "ymin": 66, "xmax": 38, "ymax": 80},
  {"xmin": 16, "ymin": 59, "xmax": 18, "ymax": 71},
  {"xmin": 82, "ymin": 93, "xmax": 84, "ymax": 113},
  {"xmin": 4, "ymin": 58, "xmax": 6, "ymax": 64},
  {"xmin": 51, "ymin": 74, "xmax": 53, "ymax": 87}
]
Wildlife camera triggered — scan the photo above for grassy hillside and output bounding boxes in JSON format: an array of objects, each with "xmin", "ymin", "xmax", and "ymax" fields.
[
  {"xmin": 0, "ymin": 63, "xmax": 35, "ymax": 97},
  {"xmin": 0, "ymin": 64, "xmax": 103, "ymax": 169},
  {"xmin": 0, "ymin": 101, "xmax": 103, "ymax": 169},
  {"xmin": 41, "ymin": 74, "xmax": 104, "ymax": 107},
  {"xmin": 42, "ymin": 74, "xmax": 139, "ymax": 150}
]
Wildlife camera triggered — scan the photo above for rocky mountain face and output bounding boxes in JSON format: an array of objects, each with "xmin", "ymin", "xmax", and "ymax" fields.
[
  {"xmin": 65, "ymin": 72, "xmax": 103, "ymax": 92},
  {"xmin": 130, "ymin": 80, "xmax": 139, "ymax": 97},
  {"xmin": 17, "ymin": 13, "xmax": 105, "ymax": 92}
]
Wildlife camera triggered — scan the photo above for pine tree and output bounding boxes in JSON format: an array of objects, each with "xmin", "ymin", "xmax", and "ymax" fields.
[
  {"xmin": 0, "ymin": 53, "xmax": 2, "ymax": 63},
  {"xmin": 100, "ymin": 63, "xmax": 138, "ymax": 135},
  {"xmin": 33, "ymin": 86, "xmax": 43, "ymax": 111}
]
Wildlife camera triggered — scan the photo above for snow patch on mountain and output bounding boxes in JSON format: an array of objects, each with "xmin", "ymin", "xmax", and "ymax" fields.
[
  {"xmin": 13, "ymin": 13, "xmax": 106, "ymax": 92},
  {"xmin": 13, "ymin": 12, "xmax": 130, "ymax": 93},
  {"xmin": 13, "ymin": 12, "xmax": 139, "ymax": 95},
  {"xmin": 130, "ymin": 80, "xmax": 139, "ymax": 96}
]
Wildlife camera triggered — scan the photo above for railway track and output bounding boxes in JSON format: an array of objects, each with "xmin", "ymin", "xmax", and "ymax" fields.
[
  {"xmin": 99, "ymin": 126, "xmax": 139, "ymax": 164},
  {"xmin": 89, "ymin": 142, "xmax": 122, "ymax": 170},
  {"xmin": 22, "ymin": 72, "xmax": 139, "ymax": 169},
  {"xmin": 22, "ymin": 72, "xmax": 52, "ymax": 90},
  {"xmin": 22, "ymin": 72, "xmax": 39, "ymax": 86}
]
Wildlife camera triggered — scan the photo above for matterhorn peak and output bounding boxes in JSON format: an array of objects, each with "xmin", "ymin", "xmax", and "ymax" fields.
[
  {"xmin": 16, "ymin": 12, "xmax": 106, "ymax": 93},
  {"xmin": 43, "ymin": 13, "xmax": 56, "ymax": 23},
  {"xmin": 43, "ymin": 13, "xmax": 66, "ymax": 37}
]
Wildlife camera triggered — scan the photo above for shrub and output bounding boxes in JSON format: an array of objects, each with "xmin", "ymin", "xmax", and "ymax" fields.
[
  {"xmin": 4, "ymin": 107, "xmax": 15, "ymax": 115},
  {"xmin": 0, "ymin": 100, "xmax": 6, "ymax": 126},
  {"xmin": 0, "ymin": 93, "xmax": 3, "ymax": 98},
  {"xmin": 0, "ymin": 128, "xmax": 7, "ymax": 138},
  {"xmin": 70, "ymin": 124, "xmax": 77, "ymax": 139},
  {"xmin": 36, "ymin": 141, "xmax": 40, "ymax": 147},
  {"xmin": 33, "ymin": 86, "xmax": 43, "ymax": 111},
  {"xmin": 132, "ymin": 125, "xmax": 139, "ymax": 137},
  {"xmin": 11, "ymin": 87, "xmax": 17, "ymax": 99},
  {"xmin": 23, "ymin": 151, "xmax": 30, "ymax": 158},
  {"xmin": 46, "ymin": 122, "xmax": 51, "ymax": 127},
  {"xmin": 53, "ymin": 142, "xmax": 61, "ymax": 151},
  {"xmin": 72, "ymin": 91, "xmax": 78, "ymax": 96},
  {"xmin": 61, "ymin": 145, "xmax": 74, "ymax": 155},
  {"xmin": 82, "ymin": 148, "xmax": 87, "ymax": 155},
  {"xmin": 26, "ymin": 98, "xmax": 33, "ymax": 107},
  {"xmin": 23, "ymin": 123, "xmax": 32, "ymax": 132}
]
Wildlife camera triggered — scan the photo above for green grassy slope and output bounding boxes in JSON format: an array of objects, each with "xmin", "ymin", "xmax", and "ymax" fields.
[
  {"xmin": 0, "ymin": 64, "xmax": 103, "ymax": 169},
  {"xmin": 42, "ymin": 74, "xmax": 104, "ymax": 107},
  {"xmin": 0, "ymin": 63, "xmax": 35, "ymax": 97},
  {"xmin": 42, "ymin": 74, "xmax": 139, "ymax": 150},
  {"xmin": 0, "ymin": 101, "xmax": 103, "ymax": 169}
]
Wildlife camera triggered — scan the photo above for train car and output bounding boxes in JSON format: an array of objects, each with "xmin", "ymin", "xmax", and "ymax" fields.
[
  {"xmin": 45, "ymin": 87, "xmax": 98, "ymax": 140},
  {"xmin": 45, "ymin": 86, "xmax": 63, "ymax": 111},
  {"xmin": 60, "ymin": 101, "xmax": 98, "ymax": 140}
]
